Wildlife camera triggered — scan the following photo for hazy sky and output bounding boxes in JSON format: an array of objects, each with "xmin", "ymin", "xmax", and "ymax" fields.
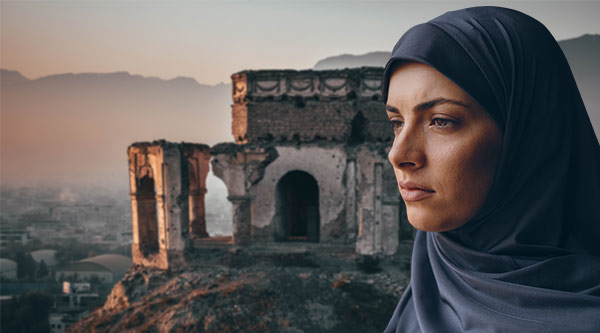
[{"xmin": 2, "ymin": 0, "xmax": 599, "ymax": 85}]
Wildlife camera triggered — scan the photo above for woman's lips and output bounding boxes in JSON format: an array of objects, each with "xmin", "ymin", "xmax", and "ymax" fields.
[{"xmin": 398, "ymin": 181, "xmax": 435, "ymax": 202}]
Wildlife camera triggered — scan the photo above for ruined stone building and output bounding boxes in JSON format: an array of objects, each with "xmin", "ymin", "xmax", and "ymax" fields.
[{"xmin": 127, "ymin": 67, "xmax": 412, "ymax": 270}]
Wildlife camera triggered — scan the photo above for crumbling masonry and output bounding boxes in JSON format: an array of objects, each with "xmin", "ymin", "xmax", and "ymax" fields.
[{"xmin": 128, "ymin": 67, "xmax": 412, "ymax": 270}]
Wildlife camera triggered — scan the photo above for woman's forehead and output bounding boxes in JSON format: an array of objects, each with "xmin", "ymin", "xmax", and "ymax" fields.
[{"xmin": 387, "ymin": 62, "xmax": 475, "ymax": 110}]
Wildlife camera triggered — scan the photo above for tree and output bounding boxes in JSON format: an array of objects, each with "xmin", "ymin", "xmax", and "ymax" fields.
[
  {"xmin": 0, "ymin": 291, "xmax": 52, "ymax": 333},
  {"xmin": 36, "ymin": 260, "xmax": 49, "ymax": 279},
  {"xmin": 15, "ymin": 252, "xmax": 36, "ymax": 280}
]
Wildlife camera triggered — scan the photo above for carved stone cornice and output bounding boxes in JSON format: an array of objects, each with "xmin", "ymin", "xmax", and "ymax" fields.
[{"xmin": 231, "ymin": 67, "xmax": 384, "ymax": 103}]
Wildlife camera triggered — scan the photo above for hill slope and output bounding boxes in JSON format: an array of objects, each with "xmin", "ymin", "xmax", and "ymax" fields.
[{"xmin": 70, "ymin": 244, "xmax": 412, "ymax": 332}]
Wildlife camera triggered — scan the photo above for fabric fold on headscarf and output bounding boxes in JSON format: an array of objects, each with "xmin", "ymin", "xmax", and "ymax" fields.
[{"xmin": 382, "ymin": 7, "xmax": 600, "ymax": 332}]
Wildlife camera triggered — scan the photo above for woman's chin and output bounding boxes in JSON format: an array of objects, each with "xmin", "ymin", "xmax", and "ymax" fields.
[{"xmin": 407, "ymin": 209, "xmax": 465, "ymax": 232}]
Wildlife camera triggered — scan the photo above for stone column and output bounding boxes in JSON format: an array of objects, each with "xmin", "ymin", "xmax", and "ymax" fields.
[
  {"xmin": 381, "ymin": 162, "xmax": 401, "ymax": 255},
  {"xmin": 182, "ymin": 143, "xmax": 211, "ymax": 239},
  {"xmin": 373, "ymin": 162, "xmax": 383, "ymax": 254},
  {"xmin": 355, "ymin": 149, "xmax": 395, "ymax": 256},
  {"xmin": 229, "ymin": 195, "xmax": 251, "ymax": 246},
  {"xmin": 345, "ymin": 158, "xmax": 357, "ymax": 243},
  {"xmin": 189, "ymin": 188, "xmax": 208, "ymax": 237}
]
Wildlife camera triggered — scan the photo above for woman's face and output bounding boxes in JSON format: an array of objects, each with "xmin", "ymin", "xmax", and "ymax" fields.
[{"xmin": 386, "ymin": 62, "xmax": 502, "ymax": 232}]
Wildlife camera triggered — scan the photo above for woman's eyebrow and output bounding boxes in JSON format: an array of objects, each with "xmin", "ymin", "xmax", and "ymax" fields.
[
  {"xmin": 415, "ymin": 98, "xmax": 469, "ymax": 112},
  {"xmin": 386, "ymin": 105, "xmax": 400, "ymax": 113},
  {"xmin": 386, "ymin": 98, "xmax": 469, "ymax": 114}
]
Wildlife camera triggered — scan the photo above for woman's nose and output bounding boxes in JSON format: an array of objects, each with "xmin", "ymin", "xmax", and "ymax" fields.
[{"xmin": 388, "ymin": 126, "xmax": 425, "ymax": 171}]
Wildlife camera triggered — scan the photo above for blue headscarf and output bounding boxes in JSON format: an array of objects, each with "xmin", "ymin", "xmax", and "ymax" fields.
[{"xmin": 382, "ymin": 7, "xmax": 600, "ymax": 332}]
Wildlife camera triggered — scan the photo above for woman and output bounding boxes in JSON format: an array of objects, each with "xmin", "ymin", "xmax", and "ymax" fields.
[{"xmin": 382, "ymin": 7, "xmax": 600, "ymax": 332}]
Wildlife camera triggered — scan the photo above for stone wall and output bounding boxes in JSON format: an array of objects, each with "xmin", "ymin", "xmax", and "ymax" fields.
[
  {"xmin": 231, "ymin": 68, "xmax": 393, "ymax": 144},
  {"xmin": 211, "ymin": 142, "xmax": 408, "ymax": 255}
]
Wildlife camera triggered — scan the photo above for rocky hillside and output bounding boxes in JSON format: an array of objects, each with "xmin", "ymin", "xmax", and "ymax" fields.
[{"xmin": 70, "ymin": 242, "xmax": 412, "ymax": 332}]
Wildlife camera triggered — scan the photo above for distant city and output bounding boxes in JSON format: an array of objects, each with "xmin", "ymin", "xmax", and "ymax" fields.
[
  {"xmin": 0, "ymin": 180, "xmax": 232, "ymax": 248},
  {"xmin": 0, "ymin": 181, "xmax": 231, "ymax": 332}
]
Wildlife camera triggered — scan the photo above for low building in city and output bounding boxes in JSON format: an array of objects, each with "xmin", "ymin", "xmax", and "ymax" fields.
[
  {"xmin": 0, "ymin": 258, "xmax": 18, "ymax": 281},
  {"xmin": 54, "ymin": 254, "xmax": 132, "ymax": 283}
]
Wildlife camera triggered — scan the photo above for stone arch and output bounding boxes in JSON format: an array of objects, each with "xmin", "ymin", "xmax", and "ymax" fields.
[
  {"xmin": 205, "ymin": 170, "xmax": 232, "ymax": 238},
  {"xmin": 275, "ymin": 170, "xmax": 320, "ymax": 242},
  {"xmin": 135, "ymin": 164, "xmax": 159, "ymax": 254}
]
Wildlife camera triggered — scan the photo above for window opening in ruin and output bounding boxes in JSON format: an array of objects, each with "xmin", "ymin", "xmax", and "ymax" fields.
[
  {"xmin": 294, "ymin": 96, "xmax": 306, "ymax": 108},
  {"xmin": 205, "ymin": 171, "xmax": 232, "ymax": 241},
  {"xmin": 349, "ymin": 111, "xmax": 367, "ymax": 144},
  {"xmin": 275, "ymin": 170, "xmax": 320, "ymax": 242},
  {"xmin": 136, "ymin": 170, "xmax": 159, "ymax": 254}
]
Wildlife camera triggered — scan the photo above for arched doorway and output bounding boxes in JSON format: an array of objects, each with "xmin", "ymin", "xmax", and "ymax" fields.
[{"xmin": 275, "ymin": 170, "xmax": 320, "ymax": 242}]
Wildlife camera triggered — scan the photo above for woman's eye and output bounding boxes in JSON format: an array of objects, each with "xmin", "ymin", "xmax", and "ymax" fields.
[
  {"xmin": 430, "ymin": 118, "xmax": 456, "ymax": 128},
  {"xmin": 389, "ymin": 119, "xmax": 404, "ymax": 131}
]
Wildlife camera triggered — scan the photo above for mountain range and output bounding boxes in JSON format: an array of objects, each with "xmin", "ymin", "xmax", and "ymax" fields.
[{"xmin": 1, "ymin": 71, "xmax": 231, "ymax": 187}]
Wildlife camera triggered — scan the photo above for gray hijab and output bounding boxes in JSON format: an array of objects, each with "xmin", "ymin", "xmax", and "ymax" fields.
[{"xmin": 382, "ymin": 7, "xmax": 600, "ymax": 332}]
